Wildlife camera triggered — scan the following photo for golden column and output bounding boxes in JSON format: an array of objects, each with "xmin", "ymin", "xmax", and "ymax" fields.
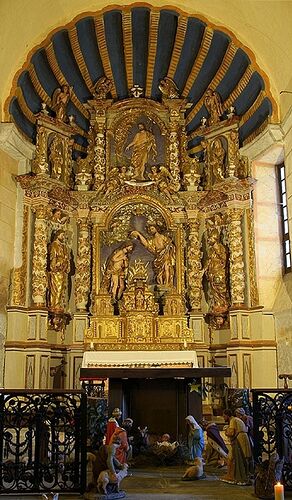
[
  {"xmin": 246, "ymin": 208, "xmax": 259, "ymax": 306},
  {"xmin": 164, "ymin": 98, "xmax": 189, "ymax": 190},
  {"xmin": 75, "ymin": 218, "xmax": 91, "ymax": 311},
  {"xmin": 169, "ymin": 128, "xmax": 180, "ymax": 188},
  {"xmin": 90, "ymin": 215, "xmax": 104, "ymax": 311},
  {"xmin": 227, "ymin": 208, "xmax": 245, "ymax": 306},
  {"xmin": 63, "ymin": 135, "xmax": 74, "ymax": 188},
  {"xmin": 186, "ymin": 216, "xmax": 202, "ymax": 310},
  {"xmin": 84, "ymin": 97, "xmax": 113, "ymax": 190},
  {"xmin": 32, "ymin": 205, "xmax": 49, "ymax": 307},
  {"xmin": 31, "ymin": 126, "xmax": 49, "ymax": 175},
  {"xmin": 93, "ymin": 130, "xmax": 106, "ymax": 189}
]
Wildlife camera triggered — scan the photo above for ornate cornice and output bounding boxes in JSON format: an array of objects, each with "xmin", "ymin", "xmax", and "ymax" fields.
[
  {"xmin": 241, "ymin": 123, "xmax": 284, "ymax": 163},
  {"xmin": 0, "ymin": 123, "xmax": 35, "ymax": 163}
]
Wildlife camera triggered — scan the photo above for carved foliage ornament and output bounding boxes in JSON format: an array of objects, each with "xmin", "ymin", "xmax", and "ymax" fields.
[
  {"xmin": 75, "ymin": 220, "xmax": 91, "ymax": 310},
  {"xmin": 102, "ymin": 203, "xmax": 166, "ymax": 246},
  {"xmin": 32, "ymin": 206, "xmax": 49, "ymax": 306}
]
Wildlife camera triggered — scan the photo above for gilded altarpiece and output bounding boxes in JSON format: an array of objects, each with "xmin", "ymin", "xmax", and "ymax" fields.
[{"xmin": 7, "ymin": 79, "xmax": 265, "ymax": 388}]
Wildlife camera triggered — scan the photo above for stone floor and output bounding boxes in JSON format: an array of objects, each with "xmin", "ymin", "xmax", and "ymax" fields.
[
  {"xmin": 6, "ymin": 466, "xmax": 292, "ymax": 499},
  {"xmin": 123, "ymin": 465, "xmax": 254, "ymax": 499}
]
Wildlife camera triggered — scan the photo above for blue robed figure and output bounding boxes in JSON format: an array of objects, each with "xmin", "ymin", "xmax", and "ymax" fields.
[{"xmin": 185, "ymin": 415, "xmax": 205, "ymax": 461}]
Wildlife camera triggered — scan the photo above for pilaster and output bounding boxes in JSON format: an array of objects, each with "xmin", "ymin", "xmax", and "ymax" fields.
[
  {"xmin": 32, "ymin": 205, "xmax": 49, "ymax": 307},
  {"xmin": 227, "ymin": 208, "xmax": 245, "ymax": 306},
  {"xmin": 185, "ymin": 213, "xmax": 202, "ymax": 311},
  {"xmin": 75, "ymin": 217, "xmax": 91, "ymax": 311}
]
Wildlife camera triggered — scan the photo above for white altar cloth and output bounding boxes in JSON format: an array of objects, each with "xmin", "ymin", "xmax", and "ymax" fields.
[{"xmin": 82, "ymin": 350, "xmax": 198, "ymax": 368}]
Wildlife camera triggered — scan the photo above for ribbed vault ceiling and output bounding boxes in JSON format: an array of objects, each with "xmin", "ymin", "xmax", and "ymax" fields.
[{"xmin": 8, "ymin": 6, "xmax": 275, "ymax": 157}]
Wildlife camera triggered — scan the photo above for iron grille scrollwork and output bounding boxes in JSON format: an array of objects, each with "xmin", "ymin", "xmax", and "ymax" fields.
[
  {"xmin": 252, "ymin": 389, "xmax": 292, "ymax": 490},
  {"xmin": 0, "ymin": 390, "xmax": 87, "ymax": 494}
]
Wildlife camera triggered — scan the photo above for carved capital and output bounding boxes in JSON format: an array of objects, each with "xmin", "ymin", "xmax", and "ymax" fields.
[
  {"xmin": 227, "ymin": 207, "xmax": 243, "ymax": 223},
  {"xmin": 186, "ymin": 213, "xmax": 201, "ymax": 230},
  {"xmin": 76, "ymin": 217, "xmax": 91, "ymax": 231},
  {"xmin": 34, "ymin": 205, "xmax": 49, "ymax": 220}
]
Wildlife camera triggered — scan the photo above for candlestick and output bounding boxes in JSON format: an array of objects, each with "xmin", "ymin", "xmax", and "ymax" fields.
[
  {"xmin": 183, "ymin": 339, "xmax": 187, "ymax": 348},
  {"xmin": 90, "ymin": 341, "xmax": 94, "ymax": 350},
  {"xmin": 274, "ymin": 482, "xmax": 284, "ymax": 500}
]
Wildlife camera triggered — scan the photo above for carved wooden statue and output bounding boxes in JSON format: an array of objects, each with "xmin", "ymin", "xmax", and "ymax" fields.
[
  {"xmin": 131, "ymin": 224, "xmax": 175, "ymax": 287},
  {"xmin": 203, "ymin": 227, "xmax": 229, "ymax": 317},
  {"xmin": 125, "ymin": 123, "xmax": 157, "ymax": 181},
  {"xmin": 48, "ymin": 230, "xmax": 70, "ymax": 311},
  {"xmin": 51, "ymin": 85, "xmax": 72, "ymax": 122},
  {"xmin": 101, "ymin": 242, "xmax": 134, "ymax": 302}
]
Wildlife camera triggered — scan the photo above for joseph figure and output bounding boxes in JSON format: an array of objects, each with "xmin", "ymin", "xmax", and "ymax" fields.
[{"xmin": 125, "ymin": 123, "xmax": 157, "ymax": 181}]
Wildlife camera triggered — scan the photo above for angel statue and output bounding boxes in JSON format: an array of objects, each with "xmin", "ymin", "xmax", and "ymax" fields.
[
  {"xmin": 51, "ymin": 85, "xmax": 72, "ymax": 122},
  {"xmin": 149, "ymin": 165, "xmax": 178, "ymax": 200},
  {"xmin": 204, "ymin": 88, "xmax": 223, "ymax": 126}
]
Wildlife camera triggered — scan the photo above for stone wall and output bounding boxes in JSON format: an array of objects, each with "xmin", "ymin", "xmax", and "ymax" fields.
[
  {"xmin": 253, "ymin": 160, "xmax": 282, "ymax": 309},
  {"xmin": 0, "ymin": 148, "xmax": 18, "ymax": 385},
  {"xmin": 273, "ymin": 107, "xmax": 292, "ymax": 384},
  {"xmin": 0, "ymin": 124, "xmax": 34, "ymax": 387}
]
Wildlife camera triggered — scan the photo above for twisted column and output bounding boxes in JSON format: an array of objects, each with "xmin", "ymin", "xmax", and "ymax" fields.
[
  {"xmin": 227, "ymin": 208, "xmax": 245, "ymax": 305},
  {"xmin": 32, "ymin": 206, "xmax": 48, "ymax": 306},
  {"xmin": 32, "ymin": 127, "xmax": 49, "ymax": 175},
  {"xmin": 169, "ymin": 130, "xmax": 180, "ymax": 188},
  {"xmin": 93, "ymin": 132, "xmax": 106, "ymax": 189},
  {"xmin": 75, "ymin": 219, "xmax": 91, "ymax": 310},
  {"xmin": 64, "ymin": 136, "xmax": 74, "ymax": 188}
]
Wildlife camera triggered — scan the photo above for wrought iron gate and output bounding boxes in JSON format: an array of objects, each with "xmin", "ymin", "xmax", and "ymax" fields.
[
  {"xmin": 0, "ymin": 389, "xmax": 87, "ymax": 494},
  {"xmin": 252, "ymin": 389, "xmax": 292, "ymax": 489}
]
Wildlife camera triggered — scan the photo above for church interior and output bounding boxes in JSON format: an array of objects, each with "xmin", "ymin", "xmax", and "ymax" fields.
[
  {"xmin": 0, "ymin": 0, "xmax": 292, "ymax": 497},
  {"xmin": 1, "ymin": 0, "xmax": 291, "ymax": 392}
]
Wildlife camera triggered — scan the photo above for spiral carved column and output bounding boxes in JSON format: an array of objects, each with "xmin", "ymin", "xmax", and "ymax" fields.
[
  {"xmin": 187, "ymin": 219, "xmax": 202, "ymax": 310},
  {"xmin": 227, "ymin": 208, "xmax": 245, "ymax": 305},
  {"xmin": 75, "ymin": 219, "xmax": 91, "ymax": 311},
  {"xmin": 169, "ymin": 130, "xmax": 180, "ymax": 189},
  {"xmin": 93, "ymin": 131, "xmax": 106, "ymax": 189},
  {"xmin": 32, "ymin": 206, "xmax": 48, "ymax": 306}
]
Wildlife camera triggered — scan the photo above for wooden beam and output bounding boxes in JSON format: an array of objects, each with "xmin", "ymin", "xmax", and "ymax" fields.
[{"xmin": 80, "ymin": 366, "xmax": 231, "ymax": 380}]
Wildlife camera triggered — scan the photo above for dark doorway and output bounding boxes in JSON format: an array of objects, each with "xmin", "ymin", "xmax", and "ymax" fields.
[
  {"xmin": 129, "ymin": 378, "xmax": 181, "ymax": 436},
  {"xmin": 109, "ymin": 377, "xmax": 201, "ymax": 440}
]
